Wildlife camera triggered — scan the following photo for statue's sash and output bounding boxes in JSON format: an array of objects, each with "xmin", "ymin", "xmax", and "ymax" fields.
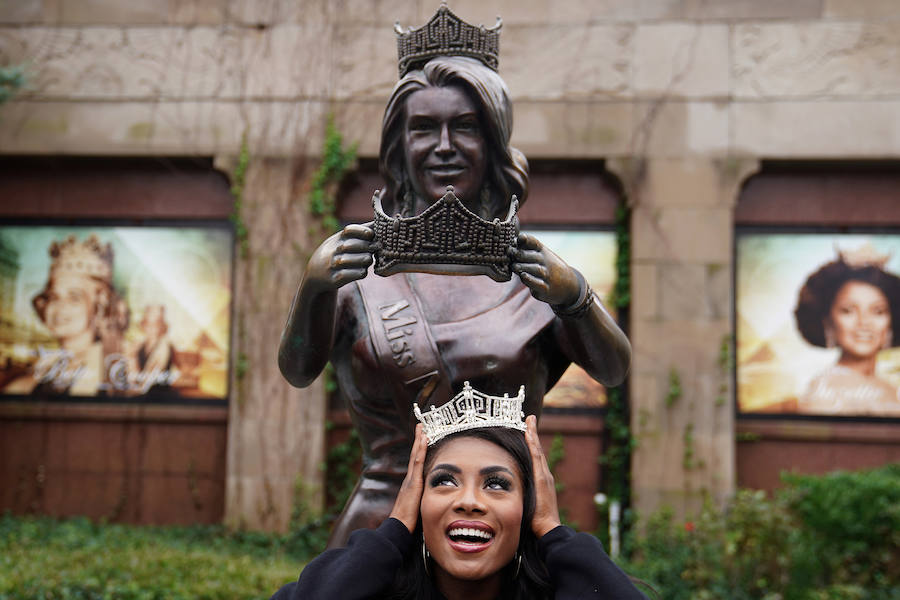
[{"xmin": 356, "ymin": 273, "xmax": 453, "ymax": 414}]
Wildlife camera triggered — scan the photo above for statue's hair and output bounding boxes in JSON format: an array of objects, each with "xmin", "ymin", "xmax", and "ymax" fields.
[{"xmin": 379, "ymin": 56, "xmax": 529, "ymax": 219}]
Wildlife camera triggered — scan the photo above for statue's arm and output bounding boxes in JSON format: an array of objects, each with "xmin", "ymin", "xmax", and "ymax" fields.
[
  {"xmin": 510, "ymin": 232, "xmax": 631, "ymax": 387},
  {"xmin": 278, "ymin": 223, "xmax": 376, "ymax": 388},
  {"xmin": 551, "ymin": 278, "xmax": 631, "ymax": 387}
]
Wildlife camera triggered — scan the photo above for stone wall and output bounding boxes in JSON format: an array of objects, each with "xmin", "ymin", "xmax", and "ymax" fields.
[{"xmin": 3, "ymin": 0, "xmax": 900, "ymax": 528}]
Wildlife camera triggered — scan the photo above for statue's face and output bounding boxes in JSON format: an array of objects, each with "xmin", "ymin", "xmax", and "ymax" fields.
[{"xmin": 404, "ymin": 84, "xmax": 487, "ymax": 211}]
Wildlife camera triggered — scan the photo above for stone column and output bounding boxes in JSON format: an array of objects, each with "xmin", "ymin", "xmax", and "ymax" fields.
[
  {"xmin": 223, "ymin": 156, "xmax": 327, "ymax": 532},
  {"xmin": 614, "ymin": 156, "xmax": 758, "ymax": 521}
]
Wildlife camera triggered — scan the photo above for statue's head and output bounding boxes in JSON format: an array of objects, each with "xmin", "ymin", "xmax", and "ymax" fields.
[{"xmin": 379, "ymin": 57, "xmax": 528, "ymax": 220}]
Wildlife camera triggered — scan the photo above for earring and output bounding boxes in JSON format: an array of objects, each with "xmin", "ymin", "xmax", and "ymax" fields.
[
  {"xmin": 825, "ymin": 324, "xmax": 836, "ymax": 349},
  {"xmin": 514, "ymin": 552, "xmax": 522, "ymax": 578},
  {"xmin": 422, "ymin": 540, "xmax": 431, "ymax": 577}
]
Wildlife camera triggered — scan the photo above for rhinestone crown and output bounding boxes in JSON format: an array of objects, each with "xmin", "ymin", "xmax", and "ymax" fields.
[{"xmin": 414, "ymin": 381, "xmax": 526, "ymax": 445}]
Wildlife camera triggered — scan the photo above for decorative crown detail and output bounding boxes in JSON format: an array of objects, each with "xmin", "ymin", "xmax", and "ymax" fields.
[
  {"xmin": 414, "ymin": 381, "xmax": 526, "ymax": 445},
  {"xmin": 372, "ymin": 186, "xmax": 519, "ymax": 282},
  {"xmin": 49, "ymin": 234, "xmax": 113, "ymax": 282},
  {"xmin": 395, "ymin": 2, "xmax": 502, "ymax": 77},
  {"xmin": 837, "ymin": 242, "xmax": 891, "ymax": 269}
]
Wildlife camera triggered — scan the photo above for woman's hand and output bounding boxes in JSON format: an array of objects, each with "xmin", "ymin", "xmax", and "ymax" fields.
[
  {"xmin": 525, "ymin": 415, "xmax": 562, "ymax": 538},
  {"xmin": 304, "ymin": 223, "xmax": 377, "ymax": 292},
  {"xmin": 510, "ymin": 233, "xmax": 580, "ymax": 306},
  {"xmin": 388, "ymin": 424, "xmax": 428, "ymax": 533}
]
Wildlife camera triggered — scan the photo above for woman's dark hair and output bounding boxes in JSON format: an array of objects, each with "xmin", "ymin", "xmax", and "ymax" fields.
[
  {"xmin": 388, "ymin": 427, "xmax": 552, "ymax": 600},
  {"xmin": 794, "ymin": 259, "xmax": 900, "ymax": 348},
  {"xmin": 379, "ymin": 56, "xmax": 529, "ymax": 220}
]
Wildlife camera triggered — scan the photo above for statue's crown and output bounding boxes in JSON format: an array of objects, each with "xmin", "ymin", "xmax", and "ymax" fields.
[
  {"xmin": 414, "ymin": 381, "xmax": 526, "ymax": 445},
  {"xmin": 49, "ymin": 234, "xmax": 113, "ymax": 282},
  {"xmin": 372, "ymin": 186, "xmax": 519, "ymax": 282},
  {"xmin": 395, "ymin": 2, "xmax": 502, "ymax": 77}
]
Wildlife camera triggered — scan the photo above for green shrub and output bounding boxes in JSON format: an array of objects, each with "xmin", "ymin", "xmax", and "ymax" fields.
[
  {"xmin": 0, "ymin": 514, "xmax": 302, "ymax": 599},
  {"xmin": 624, "ymin": 464, "xmax": 900, "ymax": 600},
  {"xmin": 782, "ymin": 463, "xmax": 900, "ymax": 595}
]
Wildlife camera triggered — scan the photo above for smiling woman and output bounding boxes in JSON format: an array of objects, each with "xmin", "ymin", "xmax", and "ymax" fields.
[
  {"xmin": 270, "ymin": 385, "xmax": 649, "ymax": 600},
  {"xmin": 795, "ymin": 245, "xmax": 900, "ymax": 416}
]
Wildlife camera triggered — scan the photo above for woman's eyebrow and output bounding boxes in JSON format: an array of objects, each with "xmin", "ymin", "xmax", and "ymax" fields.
[
  {"xmin": 429, "ymin": 463, "xmax": 461, "ymax": 474},
  {"xmin": 479, "ymin": 465, "xmax": 514, "ymax": 476}
]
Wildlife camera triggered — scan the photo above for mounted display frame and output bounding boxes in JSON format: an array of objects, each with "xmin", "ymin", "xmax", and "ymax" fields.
[
  {"xmin": 735, "ymin": 227, "xmax": 900, "ymax": 420},
  {"xmin": 0, "ymin": 219, "xmax": 234, "ymax": 406}
]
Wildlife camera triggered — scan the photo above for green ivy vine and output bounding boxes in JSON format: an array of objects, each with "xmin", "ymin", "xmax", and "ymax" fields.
[
  {"xmin": 309, "ymin": 116, "xmax": 357, "ymax": 235},
  {"xmin": 229, "ymin": 134, "xmax": 250, "ymax": 259},
  {"xmin": 0, "ymin": 65, "xmax": 25, "ymax": 105},
  {"xmin": 602, "ymin": 205, "xmax": 635, "ymax": 505}
]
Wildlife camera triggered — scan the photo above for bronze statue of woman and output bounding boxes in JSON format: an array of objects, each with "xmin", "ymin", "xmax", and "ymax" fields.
[{"xmin": 279, "ymin": 6, "xmax": 631, "ymax": 547}]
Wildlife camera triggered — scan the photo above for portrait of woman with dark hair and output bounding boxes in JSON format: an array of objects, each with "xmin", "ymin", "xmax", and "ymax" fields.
[{"xmin": 794, "ymin": 244, "xmax": 900, "ymax": 416}]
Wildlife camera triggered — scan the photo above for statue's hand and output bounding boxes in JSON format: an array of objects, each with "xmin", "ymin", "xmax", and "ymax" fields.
[
  {"xmin": 510, "ymin": 233, "xmax": 580, "ymax": 306},
  {"xmin": 305, "ymin": 223, "xmax": 377, "ymax": 291}
]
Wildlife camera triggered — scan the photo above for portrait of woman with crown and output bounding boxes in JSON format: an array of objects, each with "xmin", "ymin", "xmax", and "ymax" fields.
[
  {"xmin": 278, "ymin": 4, "xmax": 632, "ymax": 547},
  {"xmin": 794, "ymin": 243, "xmax": 900, "ymax": 416},
  {"xmin": 3, "ymin": 234, "xmax": 130, "ymax": 396},
  {"xmin": 737, "ymin": 234, "xmax": 900, "ymax": 417}
]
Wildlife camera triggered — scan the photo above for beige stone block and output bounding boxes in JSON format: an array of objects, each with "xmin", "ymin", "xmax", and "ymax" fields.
[
  {"xmin": 167, "ymin": 0, "xmax": 228, "ymax": 25},
  {"xmin": 337, "ymin": 0, "xmax": 418, "ymax": 24},
  {"xmin": 683, "ymin": 0, "xmax": 823, "ymax": 20},
  {"xmin": 643, "ymin": 158, "xmax": 726, "ymax": 207},
  {"xmin": 0, "ymin": 0, "xmax": 42, "ymax": 23},
  {"xmin": 0, "ymin": 27, "xmax": 247, "ymax": 100},
  {"xmin": 332, "ymin": 23, "xmax": 397, "ymax": 101},
  {"xmin": 632, "ymin": 204, "xmax": 732, "ymax": 262},
  {"xmin": 421, "ymin": 0, "xmax": 550, "ymax": 26},
  {"xmin": 631, "ymin": 101, "xmax": 729, "ymax": 157},
  {"xmin": 631, "ymin": 319, "xmax": 731, "ymax": 378},
  {"xmin": 53, "ymin": 0, "xmax": 172, "ymax": 24},
  {"xmin": 226, "ymin": 0, "xmax": 328, "ymax": 25},
  {"xmin": 549, "ymin": 0, "xmax": 684, "ymax": 21},
  {"xmin": 634, "ymin": 24, "xmax": 729, "ymax": 98},
  {"xmin": 241, "ymin": 24, "xmax": 333, "ymax": 98},
  {"xmin": 333, "ymin": 99, "xmax": 388, "ymax": 158},
  {"xmin": 502, "ymin": 24, "xmax": 632, "ymax": 100},
  {"xmin": 731, "ymin": 100, "xmax": 900, "ymax": 157},
  {"xmin": 439, "ymin": 0, "xmax": 685, "ymax": 23},
  {"xmin": 511, "ymin": 101, "xmax": 633, "ymax": 157},
  {"xmin": 658, "ymin": 263, "xmax": 713, "ymax": 321},
  {"xmin": 0, "ymin": 100, "xmax": 328, "ymax": 156},
  {"xmin": 631, "ymin": 262, "xmax": 659, "ymax": 321},
  {"xmin": 734, "ymin": 23, "xmax": 900, "ymax": 99},
  {"xmin": 823, "ymin": 0, "xmax": 900, "ymax": 18}
]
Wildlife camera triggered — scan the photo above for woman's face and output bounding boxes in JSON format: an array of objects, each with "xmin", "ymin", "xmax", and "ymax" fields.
[
  {"xmin": 829, "ymin": 280, "xmax": 892, "ymax": 358},
  {"xmin": 43, "ymin": 274, "xmax": 95, "ymax": 340},
  {"xmin": 421, "ymin": 435, "xmax": 524, "ymax": 585},
  {"xmin": 403, "ymin": 84, "xmax": 487, "ymax": 210}
]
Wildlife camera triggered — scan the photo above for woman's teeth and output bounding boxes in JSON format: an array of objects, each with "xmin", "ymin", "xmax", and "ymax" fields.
[{"xmin": 448, "ymin": 527, "xmax": 493, "ymax": 542}]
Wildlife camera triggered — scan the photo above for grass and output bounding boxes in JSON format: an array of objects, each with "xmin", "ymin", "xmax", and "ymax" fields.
[{"xmin": 0, "ymin": 513, "xmax": 303, "ymax": 600}]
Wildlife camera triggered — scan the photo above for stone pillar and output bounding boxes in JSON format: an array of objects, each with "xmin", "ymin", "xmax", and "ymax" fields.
[
  {"xmin": 223, "ymin": 156, "xmax": 327, "ymax": 532},
  {"xmin": 613, "ymin": 156, "xmax": 758, "ymax": 521}
]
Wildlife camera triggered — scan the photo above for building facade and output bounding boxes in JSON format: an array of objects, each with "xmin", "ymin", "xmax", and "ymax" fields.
[{"xmin": 2, "ymin": 0, "xmax": 899, "ymax": 531}]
